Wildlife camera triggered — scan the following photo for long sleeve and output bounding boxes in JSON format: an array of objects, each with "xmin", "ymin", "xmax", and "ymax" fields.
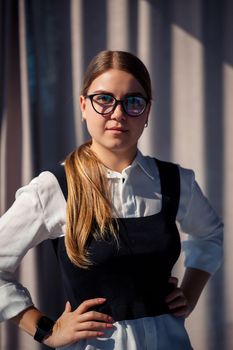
[
  {"xmin": 177, "ymin": 167, "xmax": 223, "ymax": 274},
  {"xmin": 0, "ymin": 171, "xmax": 66, "ymax": 321}
]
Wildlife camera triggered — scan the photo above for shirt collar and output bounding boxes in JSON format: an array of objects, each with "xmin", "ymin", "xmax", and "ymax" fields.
[
  {"xmin": 133, "ymin": 150, "xmax": 155, "ymax": 180},
  {"xmin": 106, "ymin": 150, "xmax": 155, "ymax": 180}
]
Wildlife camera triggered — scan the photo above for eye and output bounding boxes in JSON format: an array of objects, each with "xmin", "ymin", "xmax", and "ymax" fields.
[
  {"xmin": 94, "ymin": 94, "xmax": 115, "ymax": 105},
  {"xmin": 125, "ymin": 96, "xmax": 145, "ymax": 107}
]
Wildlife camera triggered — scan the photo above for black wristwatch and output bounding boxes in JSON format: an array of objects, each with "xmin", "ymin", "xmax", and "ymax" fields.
[{"xmin": 34, "ymin": 316, "xmax": 55, "ymax": 343}]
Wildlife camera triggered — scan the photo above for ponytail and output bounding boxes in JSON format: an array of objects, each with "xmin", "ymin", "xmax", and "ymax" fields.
[{"xmin": 64, "ymin": 141, "xmax": 117, "ymax": 268}]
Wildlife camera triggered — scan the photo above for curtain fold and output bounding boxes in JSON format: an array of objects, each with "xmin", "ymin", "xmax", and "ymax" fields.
[{"xmin": 0, "ymin": 1, "xmax": 232, "ymax": 349}]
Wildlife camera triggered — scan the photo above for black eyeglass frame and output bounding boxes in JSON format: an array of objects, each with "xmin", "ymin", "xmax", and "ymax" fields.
[{"xmin": 85, "ymin": 93, "xmax": 150, "ymax": 117}]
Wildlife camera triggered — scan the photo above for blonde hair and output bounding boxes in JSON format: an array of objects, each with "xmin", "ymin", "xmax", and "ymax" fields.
[
  {"xmin": 64, "ymin": 50, "xmax": 152, "ymax": 268},
  {"xmin": 64, "ymin": 141, "xmax": 117, "ymax": 267}
]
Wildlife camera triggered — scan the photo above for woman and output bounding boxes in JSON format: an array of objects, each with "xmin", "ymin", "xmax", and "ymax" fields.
[{"xmin": 0, "ymin": 50, "xmax": 223, "ymax": 349}]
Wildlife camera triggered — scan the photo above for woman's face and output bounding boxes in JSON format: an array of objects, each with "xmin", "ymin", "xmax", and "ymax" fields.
[{"xmin": 80, "ymin": 69, "xmax": 150, "ymax": 158}]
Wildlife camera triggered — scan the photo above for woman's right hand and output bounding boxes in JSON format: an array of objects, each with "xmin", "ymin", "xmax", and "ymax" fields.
[{"xmin": 44, "ymin": 298, "xmax": 115, "ymax": 348}]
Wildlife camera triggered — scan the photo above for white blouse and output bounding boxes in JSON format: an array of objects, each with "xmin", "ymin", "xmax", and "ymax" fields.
[{"xmin": 0, "ymin": 151, "xmax": 223, "ymax": 349}]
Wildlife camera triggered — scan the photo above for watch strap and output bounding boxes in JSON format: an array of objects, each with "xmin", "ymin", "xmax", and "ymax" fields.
[{"xmin": 34, "ymin": 316, "xmax": 55, "ymax": 343}]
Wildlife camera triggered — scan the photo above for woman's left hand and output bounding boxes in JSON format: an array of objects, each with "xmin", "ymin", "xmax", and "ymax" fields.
[{"xmin": 165, "ymin": 277, "xmax": 191, "ymax": 318}]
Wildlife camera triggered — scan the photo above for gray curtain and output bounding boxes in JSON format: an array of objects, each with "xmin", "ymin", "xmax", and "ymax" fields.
[{"xmin": 0, "ymin": 0, "xmax": 232, "ymax": 349}]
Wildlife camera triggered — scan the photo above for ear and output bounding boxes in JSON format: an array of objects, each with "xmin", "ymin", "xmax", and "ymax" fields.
[{"xmin": 80, "ymin": 95, "xmax": 87, "ymax": 120}]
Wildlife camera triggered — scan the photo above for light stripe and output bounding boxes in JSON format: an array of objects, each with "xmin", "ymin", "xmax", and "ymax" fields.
[
  {"xmin": 70, "ymin": 0, "xmax": 85, "ymax": 145},
  {"xmin": 171, "ymin": 23, "xmax": 205, "ymax": 188},
  {"xmin": 223, "ymin": 62, "xmax": 233, "ymax": 322},
  {"xmin": 107, "ymin": 0, "xmax": 129, "ymax": 50},
  {"xmin": 18, "ymin": 3, "xmax": 40, "ymax": 350},
  {"xmin": 19, "ymin": 0, "xmax": 32, "ymax": 184},
  {"xmin": 0, "ymin": 111, "xmax": 7, "ymax": 214},
  {"xmin": 137, "ymin": 0, "xmax": 151, "ymax": 65}
]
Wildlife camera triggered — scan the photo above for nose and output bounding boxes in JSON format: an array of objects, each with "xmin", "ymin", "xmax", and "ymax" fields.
[{"xmin": 110, "ymin": 102, "xmax": 127, "ymax": 121}]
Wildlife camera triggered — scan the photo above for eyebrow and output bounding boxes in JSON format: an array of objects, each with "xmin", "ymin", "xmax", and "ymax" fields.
[{"xmin": 90, "ymin": 90, "xmax": 146, "ymax": 97}]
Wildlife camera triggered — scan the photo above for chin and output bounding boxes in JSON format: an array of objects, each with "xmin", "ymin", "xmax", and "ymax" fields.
[
  {"xmin": 108, "ymin": 141, "xmax": 136, "ymax": 153},
  {"xmin": 92, "ymin": 138, "xmax": 136, "ymax": 154}
]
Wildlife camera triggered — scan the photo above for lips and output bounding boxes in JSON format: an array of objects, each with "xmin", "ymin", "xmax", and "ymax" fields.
[{"xmin": 106, "ymin": 126, "xmax": 128, "ymax": 132}]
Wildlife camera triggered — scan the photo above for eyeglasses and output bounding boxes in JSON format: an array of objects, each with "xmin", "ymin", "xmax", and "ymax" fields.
[{"xmin": 85, "ymin": 93, "xmax": 149, "ymax": 117}]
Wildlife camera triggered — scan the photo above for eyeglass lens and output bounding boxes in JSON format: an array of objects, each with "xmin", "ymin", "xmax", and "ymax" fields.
[{"xmin": 91, "ymin": 94, "xmax": 147, "ymax": 116}]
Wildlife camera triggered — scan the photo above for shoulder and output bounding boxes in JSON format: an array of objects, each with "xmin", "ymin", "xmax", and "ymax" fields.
[
  {"xmin": 141, "ymin": 154, "xmax": 195, "ymax": 184},
  {"xmin": 16, "ymin": 170, "xmax": 65, "ymax": 201},
  {"xmin": 140, "ymin": 155, "xmax": 197, "ymax": 209},
  {"xmin": 38, "ymin": 170, "xmax": 67, "ymax": 202},
  {"xmin": 16, "ymin": 170, "xmax": 66, "ymax": 237}
]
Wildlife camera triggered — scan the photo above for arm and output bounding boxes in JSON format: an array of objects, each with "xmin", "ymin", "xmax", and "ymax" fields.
[
  {"xmin": 166, "ymin": 167, "xmax": 223, "ymax": 317},
  {"xmin": 166, "ymin": 268, "xmax": 210, "ymax": 317},
  {"xmin": 10, "ymin": 299, "xmax": 114, "ymax": 348},
  {"xmin": 179, "ymin": 168, "xmax": 223, "ymax": 275},
  {"xmin": 11, "ymin": 306, "xmax": 43, "ymax": 337},
  {"xmin": 1, "ymin": 173, "xmax": 114, "ymax": 346},
  {"xmin": 0, "ymin": 181, "xmax": 49, "ymax": 322},
  {"xmin": 180, "ymin": 267, "xmax": 210, "ymax": 313},
  {"xmin": 0, "ymin": 172, "xmax": 69, "ymax": 322}
]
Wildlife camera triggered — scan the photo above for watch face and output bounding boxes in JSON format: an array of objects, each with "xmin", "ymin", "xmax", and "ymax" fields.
[
  {"xmin": 38, "ymin": 316, "xmax": 55, "ymax": 332},
  {"xmin": 34, "ymin": 316, "xmax": 55, "ymax": 343}
]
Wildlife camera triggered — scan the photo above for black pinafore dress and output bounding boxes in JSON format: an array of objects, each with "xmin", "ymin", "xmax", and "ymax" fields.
[{"xmin": 52, "ymin": 159, "xmax": 181, "ymax": 322}]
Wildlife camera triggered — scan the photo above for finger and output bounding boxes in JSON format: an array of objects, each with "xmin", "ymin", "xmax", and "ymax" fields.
[
  {"xmin": 78, "ymin": 310, "xmax": 114, "ymax": 324},
  {"xmin": 170, "ymin": 306, "xmax": 190, "ymax": 317},
  {"xmin": 74, "ymin": 330, "xmax": 105, "ymax": 340},
  {"xmin": 64, "ymin": 301, "xmax": 72, "ymax": 313},
  {"xmin": 168, "ymin": 276, "xmax": 178, "ymax": 286},
  {"xmin": 165, "ymin": 288, "xmax": 184, "ymax": 302},
  {"xmin": 75, "ymin": 298, "xmax": 107, "ymax": 315},
  {"xmin": 76, "ymin": 320, "xmax": 114, "ymax": 332},
  {"xmin": 167, "ymin": 296, "xmax": 188, "ymax": 310},
  {"xmin": 75, "ymin": 298, "xmax": 106, "ymax": 314}
]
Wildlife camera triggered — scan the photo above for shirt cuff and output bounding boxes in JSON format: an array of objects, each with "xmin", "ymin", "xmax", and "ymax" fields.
[
  {"xmin": 181, "ymin": 239, "xmax": 223, "ymax": 275},
  {"xmin": 0, "ymin": 282, "xmax": 33, "ymax": 322}
]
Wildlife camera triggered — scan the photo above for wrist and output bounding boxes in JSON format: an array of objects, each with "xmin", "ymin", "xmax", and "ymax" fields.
[
  {"xmin": 180, "ymin": 267, "xmax": 210, "ymax": 315},
  {"xmin": 34, "ymin": 316, "xmax": 55, "ymax": 343}
]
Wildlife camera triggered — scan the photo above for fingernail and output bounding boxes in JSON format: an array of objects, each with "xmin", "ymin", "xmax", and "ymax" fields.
[
  {"xmin": 107, "ymin": 316, "xmax": 115, "ymax": 322},
  {"xmin": 106, "ymin": 323, "xmax": 114, "ymax": 328},
  {"xmin": 98, "ymin": 298, "xmax": 106, "ymax": 302},
  {"xmin": 98, "ymin": 332, "xmax": 105, "ymax": 336}
]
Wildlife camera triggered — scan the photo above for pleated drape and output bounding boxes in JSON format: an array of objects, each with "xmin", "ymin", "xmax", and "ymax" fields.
[{"xmin": 0, "ymin": 1, "xmax": 232, "ymax": 349}]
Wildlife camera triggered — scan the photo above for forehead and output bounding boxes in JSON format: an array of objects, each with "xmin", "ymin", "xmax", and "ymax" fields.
[{"xmin": 87, "ymin": 69, "xmax": 146, "ymax": 95}]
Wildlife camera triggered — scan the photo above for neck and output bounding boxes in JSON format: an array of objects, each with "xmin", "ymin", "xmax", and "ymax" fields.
[{"xmin": 90, "ymin": 143, "xmax": 138, "ymax": 173}]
